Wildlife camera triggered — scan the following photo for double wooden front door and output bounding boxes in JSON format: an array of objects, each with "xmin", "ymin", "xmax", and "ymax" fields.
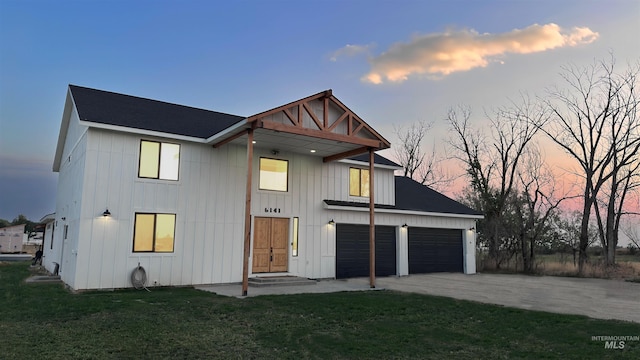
[{"xmin": 252, "ymin": 217, "xmax": 289, "ymax": 273}]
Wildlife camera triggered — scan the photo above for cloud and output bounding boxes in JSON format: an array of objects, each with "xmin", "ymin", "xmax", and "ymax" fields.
[
  {"xmin": 329, "ymin": 43, "xmax": 374, "ymax": 62},
  {"xmin": 362, "ymin": 23, "xmax": 599, "ymax": 84}
]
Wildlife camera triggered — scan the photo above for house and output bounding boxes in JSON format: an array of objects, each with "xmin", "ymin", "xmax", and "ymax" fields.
[
  {"xmin": 0, "ymin": 224, "xmax": 25, "ymax": 253},
  {"xmin": 44, "ymin": 85, "xmax": 482, "ymax": 292}
]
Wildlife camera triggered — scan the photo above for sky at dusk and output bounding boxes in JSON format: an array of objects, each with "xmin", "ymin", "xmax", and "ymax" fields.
[{"xmin": 0, "ymin": 0, "xmax": 639, "ymax": 224}]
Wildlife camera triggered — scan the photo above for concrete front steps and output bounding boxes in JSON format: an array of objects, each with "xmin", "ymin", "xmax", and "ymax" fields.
[
  {"xmin": 25, "ymin": 275, "xmax": 62, "ymax": 283},
  {"xmin": 0, "ymin": 254, "xmax": 33, "ymax": 261},
  {"xmin": 248, "ymin": 276, "xmax": 317, "ymax": 288}
]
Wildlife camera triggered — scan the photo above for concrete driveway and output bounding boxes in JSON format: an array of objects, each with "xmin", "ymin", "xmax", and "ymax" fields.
[
  {"xmin": 198, "ymin": 273, "xmax": 640, "ymax": 323},
  {"xmin": 374, "ymin": 273, "xmax": 640, "ymax": 323}
]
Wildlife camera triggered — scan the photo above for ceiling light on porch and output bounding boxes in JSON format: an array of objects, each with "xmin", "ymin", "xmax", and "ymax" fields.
[
  {"xmin": 310, "ymin": 149, "xmax": 316, "ymax": 153},
  {"xmin": 252, "ymin": 140, "xmax": 256, "ymax": 144}
]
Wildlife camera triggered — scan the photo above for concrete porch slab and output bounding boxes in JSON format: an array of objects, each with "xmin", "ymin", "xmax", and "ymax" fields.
[{"xmin": 195, "ymin": 277, "xmax": 382, "ymax": 298}]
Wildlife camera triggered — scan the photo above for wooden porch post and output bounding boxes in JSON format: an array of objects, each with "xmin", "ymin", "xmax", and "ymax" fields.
[
  {"xmin": 242, "ymin": 129, "xmax": 254, "ymax": 296},
  {"xmin": 369, "ymin": 148, "xmax": 375, "ymax": 288}
]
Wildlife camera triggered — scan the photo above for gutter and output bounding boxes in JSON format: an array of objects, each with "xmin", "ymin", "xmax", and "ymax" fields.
[{"xmin": 323, "ymin": 202, "xmax": 484, "ymax": 219}]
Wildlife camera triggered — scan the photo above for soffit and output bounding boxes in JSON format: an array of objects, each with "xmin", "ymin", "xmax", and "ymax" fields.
[{"xmin": 227, "ymin": 129, "xmax": 363, "ymax": 158}]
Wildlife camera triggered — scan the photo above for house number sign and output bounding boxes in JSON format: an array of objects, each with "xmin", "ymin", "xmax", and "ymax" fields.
[{"xmin": 264, "ymin": 207, "xmax": 282, "ymax": 213}]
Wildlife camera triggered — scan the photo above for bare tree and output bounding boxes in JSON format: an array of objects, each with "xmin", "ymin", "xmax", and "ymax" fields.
[
  {"xmin": 538, "ymin": 56, "xmax": 640, "ymax": 273},
  {"xmin": 552, "ymin": 210, "xmax": 600, "ymax": 266},
  {"xmin": 512, "ymin": 144, "xmax": 573, "ymax": 273},
  {"xmin": 447, "ymin": 96, "xmax": 548, "ymax": 268},
  {"xmin": 594, "ymin": 157, "xmax": 640, "ymax": 264},
  {"xmin": 593, "ymin": 64, "xmax": 640, "ymax": 264},
  {"xmin": 393, "ymin": 120, "xmax": 451, "ymax": 189},
  {"xmin": 621, "ymin": 218, "xmax": 640, "ymax": 249}
]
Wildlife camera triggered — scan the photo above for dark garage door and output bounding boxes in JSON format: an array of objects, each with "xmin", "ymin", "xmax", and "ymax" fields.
[
  {"xmin": 408, "ymin": 228, "xmax": 463, "ymax": 273},
  {"xmin": 336, "ymin": 224, "xmax": 396, "ymax": 279}
]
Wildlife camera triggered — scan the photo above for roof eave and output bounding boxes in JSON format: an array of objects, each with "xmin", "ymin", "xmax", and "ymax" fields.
[
  {"xmin": 52, "ymin": 87, "xmax": 74, "ymax": 172},
  {"xmin": 77, "ymin": 121, "xmax": 211, "ymax": 143},
  {"xmin": 39, "ymin": 213, "xmax": 56, "ymax": 223},
  {"xmin": 204, "ymin": 120, "xmax": 250, "ymax": 145}
]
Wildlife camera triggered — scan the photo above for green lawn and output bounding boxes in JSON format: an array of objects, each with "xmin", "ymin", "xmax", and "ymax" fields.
[{"xmin": 2, "ymin": 262, "xmax": 639, "ymax": 359}]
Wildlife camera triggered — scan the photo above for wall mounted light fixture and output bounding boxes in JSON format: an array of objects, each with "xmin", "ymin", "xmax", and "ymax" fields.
[
  {"xmin": 328, "ymin": 219, "xmax": 335, "ymax": 225},
  {"xmin": 469, "ymin": 226, "xmax": 475, "ymax": 231},
  {"xmin": 103, "ymin": 209, "xmax": 111, "ymax": 217},
  {"xmin": 402, "ymin": 223, "xmax": 408, "ymax": 228}
]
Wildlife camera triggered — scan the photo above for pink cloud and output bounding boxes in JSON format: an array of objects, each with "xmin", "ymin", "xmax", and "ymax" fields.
[{"xmin": 362, "ymin": 23, "xmax": 599, "ymax": 84}]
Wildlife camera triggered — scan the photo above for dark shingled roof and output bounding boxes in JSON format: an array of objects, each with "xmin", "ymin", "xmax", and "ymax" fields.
[
  {"xmin": 69, "ymin": 85, "xmax": 245, "ymax": 139},
  {"xmin": 394, "ymin": 176, "xmax": 482, "ymax": 215},
  {"xmin": 348, "ymin": 153, "xmax": 401, "ymax": 167},
  {"xmin": 324, "ymin": 176, "xmax": 482, "ymax": 216}
]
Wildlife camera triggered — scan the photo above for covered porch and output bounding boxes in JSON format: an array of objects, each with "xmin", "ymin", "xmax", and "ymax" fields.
[{"xmin": 209, "ymin": 90, "xmax": 391, "ymax": 295}]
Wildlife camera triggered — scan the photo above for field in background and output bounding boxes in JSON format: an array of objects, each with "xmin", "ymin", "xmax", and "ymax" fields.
[{"xmin": 477, "ymin": 250, "xmax": 640, "ymax": 281}]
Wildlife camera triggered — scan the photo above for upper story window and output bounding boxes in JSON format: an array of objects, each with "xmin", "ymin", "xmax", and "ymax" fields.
[
  {"xmin": 138, "ymin": 140, "xmax": 180, "ymax": 180},
  {"xmin": 259, "ymin": 158, "xmax": 288, "ymax": 192},
  {"xmin": 349, "ymin": 167, "xmax": 370, "ymax": 197},
  {"xmin": 133, "ymin": 213, "xmax": 175, "ymax": 253}
]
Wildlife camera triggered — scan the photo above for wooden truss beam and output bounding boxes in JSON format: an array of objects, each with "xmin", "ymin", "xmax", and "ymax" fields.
[
  {"xmin": 212, "ymin": 129, "xmax": 247, "ymax": 148},
  {"xmin": 303, "ymin": 102, "xmax": 324, "ymax": 130},
  {"xmin": 322, "ymin": 146, "xmax": 369, "ymax": 163},
  {"xmin": 246, "ymin": 91, "xmax": 329, "ymax": 122},
  {"xmin": 246, "ymin": 90, "xmax": 390, "ymax": 151},
  {"xmin": 329, "ymin": 96, "xmax": 390, "ymax": 148},
  {"xmin": 327, "ymin": 111, "xmax": 348, "ymax": 132},
  {"xmin": 259, "ymin": 120, "xmax": 383, "ymax": 148},
  {"xmin": 283, "ymin": 108, "xmax": 298, "ymax": 126}
]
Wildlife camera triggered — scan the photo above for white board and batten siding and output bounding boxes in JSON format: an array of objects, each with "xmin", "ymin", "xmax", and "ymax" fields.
[
  {"xmin": 62, "ymin": 125, "xmax": 403, "ymax": 289},
  {"xmin": 52, "ymin": 111, "xmax": 475, "ymax": 289},
  {"xmin": 68, "ymin": 128, "xmax": 248, "ymax": 289},
  {"xmin": 249, "ymin": 148, "xmax": 400, "ymax": 280},
  {"xmin": 44, "ymin": 104, "xmax": 88, "ymax": 288},
  {"xmin": 324, "ymin": 160, "xmax": 395, "ymax": 206}
]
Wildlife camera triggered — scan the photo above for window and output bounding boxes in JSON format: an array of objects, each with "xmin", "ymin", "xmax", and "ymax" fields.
[
  {"xmin": 349, "ymin": 168, "xmax": 370, "ymax": 197},
  {"xmin": 292, "ymin": 217, "xmax": 299, "ymax": 257},
  {"xmin": 138, "ymin": 140, "xmax": 180, "ymax": 180},
  {"xmin": 259, "ymin": 158, "xmax": 288, "ymax": 192},
  {"xmin": 133, "ymin": 213, "xmax": 175, "ymax": 253},
  {"xmin": 50, "ymin": 223, "xmax": 54, "ymax": 250}
]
